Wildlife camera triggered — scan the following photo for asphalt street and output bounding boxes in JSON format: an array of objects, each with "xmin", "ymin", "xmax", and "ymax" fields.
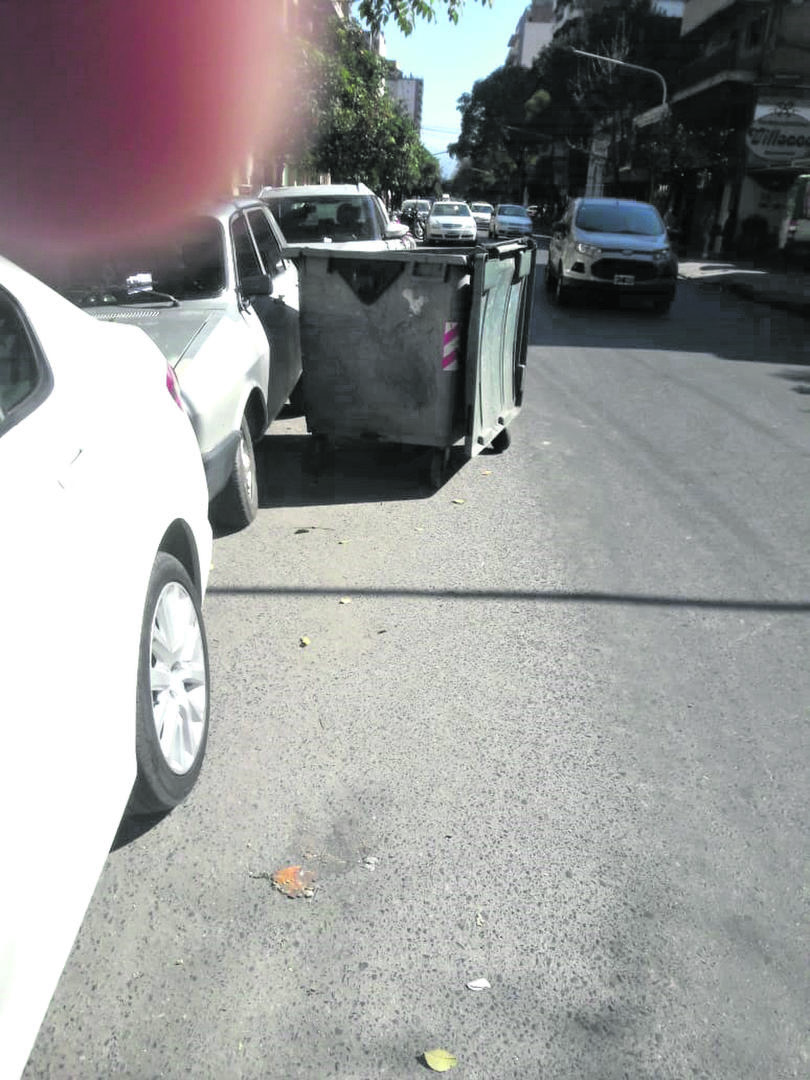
[{"xmin": 25, "ymin": 254, "xmax": 810, "ymax": 1079}]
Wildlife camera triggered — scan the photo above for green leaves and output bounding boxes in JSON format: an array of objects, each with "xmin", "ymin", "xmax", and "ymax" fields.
[{"xmin": 356, "ymin": 0, "xmax": 490, "ymax": 36}]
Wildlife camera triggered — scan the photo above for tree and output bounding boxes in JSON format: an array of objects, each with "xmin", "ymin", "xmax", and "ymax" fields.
[
  {"xmin": 297, "ymin": 17, "xmax": 428, "ymax": 194},
  {"xmin": 358, "ymin": 0, "xmax": 491, "ymax": 35}
]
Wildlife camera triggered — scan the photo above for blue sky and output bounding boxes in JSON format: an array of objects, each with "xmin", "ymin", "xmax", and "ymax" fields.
[{"xmin": 381, "ymin": 1, "xmax": 531, "ymax": 174}]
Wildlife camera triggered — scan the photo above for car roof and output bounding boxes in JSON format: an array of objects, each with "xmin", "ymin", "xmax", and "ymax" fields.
[
  {"xmin": 576, "ymin": 197, "xmax": 656, "ymax": 210},
  {"xmin": 259, "ymin": 183, "xmax": 374, "ymax": 199}
]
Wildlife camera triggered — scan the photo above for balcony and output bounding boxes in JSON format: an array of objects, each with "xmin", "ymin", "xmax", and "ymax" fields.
[{"xmin": 674, "ymin": 39, "xmax": 760, "ymax": 101}]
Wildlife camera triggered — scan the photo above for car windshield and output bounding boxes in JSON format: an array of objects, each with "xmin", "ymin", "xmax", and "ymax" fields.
[
  {"xmin": 51, "ymin": 216, "xmax": 226, "ymax": 304},
  {"xmin": 471, "ymin": 204, "xmax": 492, "ymax": 213},
  {"xmin": 264, "ymin": 194, "xmax": 377, "ymax": 242},
  {"xmin": 431, "ymin": 203, "xmax": 471, "ymax": 217},
  {"xmin": 499, "ymin": 205, "xmax": 526, "ymax": 216},
  {"xmin": 576, "ymin": 203, "xmax": 664, "ymax": 235}
]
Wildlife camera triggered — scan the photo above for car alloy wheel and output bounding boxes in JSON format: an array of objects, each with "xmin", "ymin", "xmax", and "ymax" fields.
[{"xmin": 130, "ymin": 552, "xmax": 210, "ymax": 815}]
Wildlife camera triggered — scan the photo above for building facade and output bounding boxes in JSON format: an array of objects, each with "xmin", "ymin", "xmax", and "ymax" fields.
[
  {"xmin": 666, "ymin": 0, "xmax": 810, "ymax": 254},
  {"xmin": 385, "ymin": 64, "xmax": 424, "ymax": 130},
  {"xmin": 507, "ymin": 1, "xmax": 555, "ymax": 66}
]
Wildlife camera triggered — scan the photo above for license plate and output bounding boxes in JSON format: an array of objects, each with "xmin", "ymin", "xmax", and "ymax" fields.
[{"xmin": 614, "ymin": 274, "xmax": 635, "ymax": 285}]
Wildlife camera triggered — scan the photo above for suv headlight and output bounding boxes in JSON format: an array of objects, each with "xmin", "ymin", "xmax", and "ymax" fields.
[
  {"xmin": 575, "ymin": 242, "xmax": 601, "ymax": 257},
  {"xmin": 652, "ymin": 247, "xmax": 671, "ymax": 261}
]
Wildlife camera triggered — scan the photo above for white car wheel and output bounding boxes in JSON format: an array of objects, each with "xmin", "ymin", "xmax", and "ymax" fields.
[{"xmin": 130, "ymin": 552, "xmax": 210, "ymax": 815}]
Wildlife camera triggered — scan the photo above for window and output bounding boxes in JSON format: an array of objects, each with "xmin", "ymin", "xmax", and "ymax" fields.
[
  {"xmin": 231, "ymin": 214, "xmax": 262, "ymax": 281},
  {"xmin": 0, "ymin": 289, "xmax": 51, "ymax": 433},
  {"xmin": 246, "ymin": 209, "xmax": 284, "ymax": 274}
]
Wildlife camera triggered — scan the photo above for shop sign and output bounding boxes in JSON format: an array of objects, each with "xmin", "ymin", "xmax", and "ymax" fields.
[{"xmin": 747, "ymin": 110, "xmax": 810, "ymax": 162}]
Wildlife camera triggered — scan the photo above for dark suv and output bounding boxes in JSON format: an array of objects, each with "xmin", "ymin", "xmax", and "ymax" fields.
[{"xmin": 546, "ymin": 198, "xmax": 678, "ymax": 312}]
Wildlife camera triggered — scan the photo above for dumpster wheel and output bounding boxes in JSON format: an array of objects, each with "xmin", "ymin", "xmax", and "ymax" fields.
[
  {"xmin": 490, "ymin": 427, "xmax": 512, "ymax": 453},
  {"xmin": 427, "ymin": 446, "xmax": 451, "ymax": 491}
]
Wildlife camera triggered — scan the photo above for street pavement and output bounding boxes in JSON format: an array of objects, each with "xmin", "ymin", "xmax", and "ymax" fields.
[{"xmin": 25, "ymin": 256, "xmax": 810, "ymax": 1079}]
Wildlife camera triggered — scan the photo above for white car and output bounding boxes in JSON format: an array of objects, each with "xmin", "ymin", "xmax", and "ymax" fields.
[
  {"xmin": 424, "ymin": 200, "xmax": 478, "ymax": 245},
  {"xmin": 489, "ymin": 204, "xmax": 534, "ymax": 239},
  {"xmin": 470, "ymin": 202, "xmax": 494, "ymax": 230},
  {"xmin": 259, "ymin": 183, "xmax": 412, "ymax": 251},
  {"xmin": 52, "ymin": 199, "xmax": 302, "ymax": 531},
  {"xmin": 0, "ymin": 256, "xmax": 212, "ymax": 1079}
]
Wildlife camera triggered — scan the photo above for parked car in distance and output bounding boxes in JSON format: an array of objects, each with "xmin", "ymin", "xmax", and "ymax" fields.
[
  {"xmin": 259, "ymin": 183, "xmax": 411, "ymax": 251},
  {"xmin": 545, "ymin": 197, "xmax": 678, "ymax": 312},
  {"xmin": 0, "ymin": 255, "xmax": 212, "ymax": 1080},
  {"xmin": 50, "ymin": 199, "xmax": 302, "ymax": 530},
  {"xmin": 489, "ymin": 204, "xmax": 534, "ymax": 239},
  {"xmin": 470, "ymin": 202, "xmax": 494, "ymax": 230},
  {"xmin": 424, "ymin": 200, "xmax": 477, "ymax": 245}
]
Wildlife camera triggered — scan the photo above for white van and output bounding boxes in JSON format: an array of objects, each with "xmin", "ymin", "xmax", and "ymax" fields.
[{"xmin": 778, "ymin": 174, "xmax": 810, "ymax": 260}]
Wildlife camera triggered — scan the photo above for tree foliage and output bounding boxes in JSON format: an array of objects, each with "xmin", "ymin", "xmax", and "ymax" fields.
[
  {"xmin": 286, "ymin": 16, "xmax": 439, "ymax": 197},
  {"xmin": 357, "ymin": 0, "xmax": 491, "ymax": 35},
  {"xmin": 451, "ymin": 0, "xmax": 692, "ymax": 200}
]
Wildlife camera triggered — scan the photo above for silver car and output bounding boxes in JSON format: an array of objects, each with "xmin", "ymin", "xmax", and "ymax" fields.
[
  {"xmin": 489, "ymin": 204, "xmax": 533, "ymax": 239},
  {"xmin": 545, "ymin": 197, "xmax": 678, "ymax": 312},
  {"xmin": 53, "ymin": 199, "xmax": 302, "ymax": 530}
]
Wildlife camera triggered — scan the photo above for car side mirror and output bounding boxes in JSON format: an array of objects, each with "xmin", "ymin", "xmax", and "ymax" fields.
[
  {"xmin": 385, "ymin": 222, "xmax": 410, "ymax": 240},
  {"xmin": 241, "ymin": 273, "xmax": 273, "ymax": 297}
]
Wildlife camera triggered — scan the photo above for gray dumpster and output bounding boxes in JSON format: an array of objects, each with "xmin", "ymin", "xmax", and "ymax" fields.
[{"xmin": 295, "ymin": 238, "xmax": 535, "ymax": 485}]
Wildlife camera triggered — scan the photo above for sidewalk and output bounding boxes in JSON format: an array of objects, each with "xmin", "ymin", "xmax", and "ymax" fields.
[{"xmin": 678, "ymin": 256, "xmax": 810, "ymax": 316}]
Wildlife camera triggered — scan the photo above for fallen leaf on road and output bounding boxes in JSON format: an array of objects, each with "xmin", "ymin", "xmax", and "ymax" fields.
[
  {"xmin": 299, "ymin": 636, "xmax": 311, "ymax": 647},
  {"xmin": 339, "ymin": 597, "xmax": 352, "ymax": 605},
  {"xmin": 294, "ymin": 528, "xmax": 310, "ymax": 534},
  {"xmin": 423, "ymin": 1048, "xmax": 458, "ymax": 1072},
  {"xmin": 338, "ymin": 539, "xmax": 351, "ymax": 545},
  {"xmin": 377, "ymin": 629, "xmax": 387, "ymax": 634},
  {"xmin": 480, "ymin": 469, "xmax": 492, "ymax": 475},
  {"xmin": 271, "ymin": 865, "xmax": 316, "ymax": 899},
  {"xmin": 451, "ymin": 498, "xmax": 466, "ymax": 505},
  {"xmin": 466, "ymin": 978, "xmax": 490, "ymax": 991}
]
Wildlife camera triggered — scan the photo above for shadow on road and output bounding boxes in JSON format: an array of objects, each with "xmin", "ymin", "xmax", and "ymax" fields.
[
  {"xmin": 207, "ymin": 583, "xmax": 810, "ymax": 613},
  {"xmin": 255, "ymin": 434, "xmax": 466, "ymax": 509}
]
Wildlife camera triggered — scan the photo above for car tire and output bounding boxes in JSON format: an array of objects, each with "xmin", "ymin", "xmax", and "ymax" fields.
[
  {"xmin": 544, "ymin": 261, "xmax": 555, "ymax": 292},
  {"xmin": 553, "ymin": 264, "xmax": 568, "ymax": 306},
  {"xmin": 653, "ymin": 298, "xmax": 672, "ymax": 315},
  {"xmin": 213, "ymin": 413, "xmax": 258, "ymax": 531},
  {"xmin": 129, "ymin": 552, "xmax": 210, "ymax": 816}
]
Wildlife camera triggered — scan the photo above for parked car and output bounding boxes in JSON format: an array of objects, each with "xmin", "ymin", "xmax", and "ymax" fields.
[
  {"xmin": 0, "ymin": 255, "xmax": 212, "ymax": 1080},
  {"xmin": 489, "ymin": 204, "xmax": 534, "ymax": 239},
  {"xmin": 545, "ymin": 197, "xmax": 678, "ymax": 312},
  {"xmin": 424, "ymin": 200, "xmax": 477, "ymax": 245},
  {"xmin": 470, "ymin": 202, "xmax": 494, "ymax": 230},
  {"xmin": 50, "ymin": 199, "xmax": 302, "ymax": 530},
  {"xmin": 259, "ymin": 183, "xmax": 411, "ymax": 251}
]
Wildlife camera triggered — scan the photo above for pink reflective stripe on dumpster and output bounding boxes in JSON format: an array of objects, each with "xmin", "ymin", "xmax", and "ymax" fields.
[{"xmin": 442, "ymin": 321, "xmax": 459, "ymax": 371}]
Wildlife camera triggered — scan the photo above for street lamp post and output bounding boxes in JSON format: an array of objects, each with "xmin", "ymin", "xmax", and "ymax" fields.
[
  {"xmin": 568, "ymin": 47, "xmax": 669, "ymax": 198},
  {"xmin": 568, "ymin": 47, "xmax": 668, "ymax": 107}
]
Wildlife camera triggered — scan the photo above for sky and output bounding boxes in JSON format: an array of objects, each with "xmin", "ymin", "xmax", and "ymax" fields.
[{"xmin": 380, "ymin": 1, "xmax": 532, "ymax": 175}]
